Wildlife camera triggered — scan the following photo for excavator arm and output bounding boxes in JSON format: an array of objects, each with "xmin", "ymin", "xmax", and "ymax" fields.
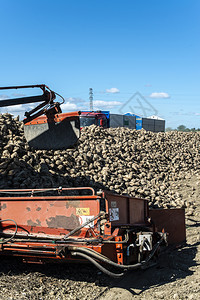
[
  {"xmin": 0, "ymin": 85, "xmax": 80, "ymax": 150},
  {"xmin": 0, "ymin": 84, "xmax": 54, "ymax": 106}
]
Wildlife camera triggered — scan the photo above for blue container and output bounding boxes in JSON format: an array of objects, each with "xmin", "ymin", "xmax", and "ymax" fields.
[{"xmin": 125, "ymin": 113, "xmax": 142, "ymax": 130}]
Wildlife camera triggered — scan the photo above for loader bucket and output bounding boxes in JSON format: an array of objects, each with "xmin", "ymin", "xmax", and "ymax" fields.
[{"xmin": 24, "ymin": 112, "xmax": 80, "ymax": 150}]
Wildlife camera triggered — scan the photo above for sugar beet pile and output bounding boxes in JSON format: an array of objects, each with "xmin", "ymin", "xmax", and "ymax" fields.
[{"xmin": 0, "ymin": 113, "xmax": 199, "ymax": 212}]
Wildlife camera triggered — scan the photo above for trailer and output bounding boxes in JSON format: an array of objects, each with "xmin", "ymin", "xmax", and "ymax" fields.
[
  {"xmin": 80, "ymin": 111, "xmax": 107, "ymax": 129},
  {"xmin": 0, "ymin": 187, "xmax": 185, "ymax": 277},
  {"xmin": 80, "ymin": 111, "xmax": 165, "ymax": 132}
]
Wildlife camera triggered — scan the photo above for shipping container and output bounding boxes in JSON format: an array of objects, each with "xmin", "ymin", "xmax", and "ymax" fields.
[
  {"xmin": 124, "ymin": 113, "xmax": 142, "ymax": 130},
  {"xmin": 109, "ymin": 114, "xmax": 124, "ymax": 127},
  {"xmin": 142, "ymin": 118, "xmax": 165, "ymax": 132},
  {"xmin": 123, "ymin": 115, "xmax": 136, "ymax": 129},
  {"xmin": 142, "ymin": 118, "xmax": 155, "ymax": 131},
  {"xmin": 154, "ymin": 120, "xmax": 165, "ymax": 132}
]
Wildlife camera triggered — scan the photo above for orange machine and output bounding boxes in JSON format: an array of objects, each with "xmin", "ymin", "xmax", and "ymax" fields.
[
  {"xmin": 0, "ymin": 187, "xmax": 186, "ymax": 277},
  {"xmin": 0, "ymin": 85, "xmax": 80, "ymax": 150}
]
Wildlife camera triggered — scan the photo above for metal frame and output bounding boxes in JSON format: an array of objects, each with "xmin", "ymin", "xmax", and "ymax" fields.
[{"xmin": 0, "ymin": 187, "xmax": 169, "ymax": 277}]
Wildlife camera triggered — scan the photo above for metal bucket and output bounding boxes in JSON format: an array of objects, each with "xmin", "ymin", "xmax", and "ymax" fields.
[{"xmin": 24, "ymin": 112, "xmax": 80, "ymax": 150}]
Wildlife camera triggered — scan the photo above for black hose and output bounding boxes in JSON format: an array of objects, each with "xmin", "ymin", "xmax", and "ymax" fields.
[
  {"xmin": 4, "ymin": 234, "xmax": 128, "ymax": 246},
  {"xmin": 2, "ymin": 234, "xmax": 102, "ymax": 244},
  {"xmin": 143, "ymin": 234, "xmax": 164, "ymax": 264},
  {"xmin": 59, "ymin": 232, "xmax": 129, "ymax": 245},
  {"xmin": 103, "ymin": 232, "xmax": 129, "ymax": 244},
  {"xmin": 69, "ymin": 233, "xmax": 165, "ymax": 271},
  {"xmin": 69, "ymin": 247, "xmax": 141, "ymax": 270},
  {"xmin": 57, "ymin": 238, "xmax": 101, "ymax": 244},
  {"xmin": 63, "ymin": 212, "xmax": 105, "ymax": 239},
  {"xmin": 54, "ymin": 91, "xmax": 65, "ymax": 105},
  {"xmin": 18, "ymin": 238, "xmax": 101, "ymax": 244},
  {"xmin": 71, "ymin": 251, "xmax": 125, "ymax": 278},
  {"xmin": 0, "ymin": 219, "xmax": 18, "ymax": 244}
]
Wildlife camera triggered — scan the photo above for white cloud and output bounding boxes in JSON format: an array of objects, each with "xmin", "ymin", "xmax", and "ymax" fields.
[
  {"xmin": 65, "ymin": 97, "xmax": 85, "ymax": 103},
  {"xmin": 12, "ymin": 93, "xmax": 26, "ymax": 97},
  {"xmin": 93, "ymin": 100, "xmax": 122, "ymax": 109},
  {"xmin": 66, "ymin": 97, "xmax": 76, "ymax": 102},
  {"xmin": 0, "ymin": 103, "xmax": 37, "ymax": 120},
  {"xmin": 149, "ymin": 92, "xmax": 170, "ymax": 99},
  {"xmin": 106, "ymin": 88, "xmax": 120, "ymax": 93},
  {"xmin": 62, "ymin": 97, "xmax": 89, "ymax": 111},
  {"xmin": 0, "ymin": 94, "xmax": 10, "ymax": 100},
  {"xmin": 61, "ymin": 102, "xmax": 78, "ymax": 111},
  {"xmin": 5, "ymin": 105, "xmax": 25, "ymax": 112}
]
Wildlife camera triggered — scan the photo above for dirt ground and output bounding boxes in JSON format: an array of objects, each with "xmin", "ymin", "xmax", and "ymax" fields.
[
  {"xmin": 0, "ymin": 176, "xmax": 199, "ymax": 300},
  {"xmin": 100, "ymin": 176, "xmax": 200, "ymax": 300}
]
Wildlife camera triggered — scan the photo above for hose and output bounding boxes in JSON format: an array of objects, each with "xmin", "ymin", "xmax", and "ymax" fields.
[
  {"xmin": 54, "ymin": 91, "xmax": 65, "ymax": 105},
  {"xmin": 143, "ymin": 233, "xmax": 165, "ymax": 264},
  {"xmin": 71, "ymin": 251, "xmax": 125, "ymax": 278},
  {"xmin": 69, "ymin": 233, "xmax": 165, "ymax": 271},
  {"xmin": 1, "ymin": 230, "xmax": 127, "ymax": 246},
  {"xmin": 103, "ymin": 232, "xmax": 129, "ymax": 244},
  {"xmin": 0, "ymin": 219, "xmax": 18, "ymax": 244},
  {"xmin": 63, "ymin": 212, "xmax": 105, "ymax": 239},
  {"xmin": 69, "ymin": 247, "xmax": 142, "ymax": 270}
]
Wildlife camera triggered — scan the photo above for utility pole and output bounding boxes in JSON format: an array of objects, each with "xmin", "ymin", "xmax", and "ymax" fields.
[{"xmin": 89, "ymin": 88, "xmax": 93, "ymax": 111}]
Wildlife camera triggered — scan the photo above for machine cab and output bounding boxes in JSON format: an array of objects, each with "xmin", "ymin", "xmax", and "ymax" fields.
[{"xmin": 80, "ymin": 111, "xmax": 108, "ymax": 129}]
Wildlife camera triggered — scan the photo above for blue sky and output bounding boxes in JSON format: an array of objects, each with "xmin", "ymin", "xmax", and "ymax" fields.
[{"xmin": 0, "ymin": 0, "xmax": 199, "ymax": 128}]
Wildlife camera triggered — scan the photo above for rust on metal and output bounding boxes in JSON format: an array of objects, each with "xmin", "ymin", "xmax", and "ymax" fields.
[
  {"xmin": 149, "ymin": 208, "xmax": 186, "ymax": 245},
  {"xmin": 0, "ymin": 187, "xmax": 185, "ymax": 276},
  {"xmin": 104, "ymin": 191, "xmax": 149, "ymax": 226},
  {"xmin": 0, "ymin": 203, "xmax": 7, "ymax": 210},
  {"xmin": 46, "ymin": 215, "xmax": 80, "ymax": 230},
  {"xmin": 27, "ymin": 219, "xmax": 42, "ymax": 227},
  {"xmin": 65, "ymin": 200, "xmax": 80, "ymax": 209}
]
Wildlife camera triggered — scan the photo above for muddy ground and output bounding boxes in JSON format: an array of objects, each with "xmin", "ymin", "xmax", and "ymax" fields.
[{"xmin": 0, "ymin": 175, "xmax": 199, "ymax": 300}]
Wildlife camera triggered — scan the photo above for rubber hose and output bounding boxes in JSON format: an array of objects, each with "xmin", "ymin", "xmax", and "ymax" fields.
[
  {"xmin": 70, "ymin": 247, "xmax": 141, "ymax": 270},
  {"xmin": 144, "ymin": 234, "xmax": 164, "ymax": 263},
  {"xmin": 0, "ymin": 219, "xmax": 18, "ymax": 244},
  {"xmin": 71, "ymin": 251, "xmax": 125, "ymax": 278},
  {"xmin": 103, "ymin": 233, "xmax": 129, "ymax": 244},
  {"xmin": 63, "ymin": 212, "xmax": 104, "ymax": 239},
  {"xmin": 69, "ymin": 234, "xmax": 164, "ymax": 271}
]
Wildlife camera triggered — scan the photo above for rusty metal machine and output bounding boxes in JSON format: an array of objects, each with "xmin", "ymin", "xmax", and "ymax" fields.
[
  {"xmin": 0, "ymin": 187, "xmax": 186, "ymax": 277},
  {"xmin": 0, "ymin": 85, "xmax": 80, "ymax": 150}
]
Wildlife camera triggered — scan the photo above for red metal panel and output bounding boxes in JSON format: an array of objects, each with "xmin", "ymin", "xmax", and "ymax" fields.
[
  {"xmin": 104, "ymin": 191, "xmax": 149, "ymax": 226},
  {"xmin": 104, "ymin": 192, "xmax": 128, "ymax": 225},
  {"xmin": 24, "ymin": 111, "xmax": 80, "ymax": 125},
  {"xmin": 0, "ymin": 195, "xmax": 100, "ymax": 237},
  {"xmin": 149, "ymin": 208, "xmax": 186, "ymax": 245},
  {"xmin": 129, "ymin": 198, "xmax": 148, "ymax": 225}
]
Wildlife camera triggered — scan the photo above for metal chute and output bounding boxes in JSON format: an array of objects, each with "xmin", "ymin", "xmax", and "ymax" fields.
[
  {"xmin": 0, "ymin": 85, "xmax": 80, "ymax": 150},
  {"xmin": 24, "ymin": 112, "xmax": 80, "ymax": 150}
]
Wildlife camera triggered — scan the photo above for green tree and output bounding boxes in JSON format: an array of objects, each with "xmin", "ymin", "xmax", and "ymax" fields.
[{"xmin": 177, "ymin": 125, "xmax": 187, "ymax": 131}]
